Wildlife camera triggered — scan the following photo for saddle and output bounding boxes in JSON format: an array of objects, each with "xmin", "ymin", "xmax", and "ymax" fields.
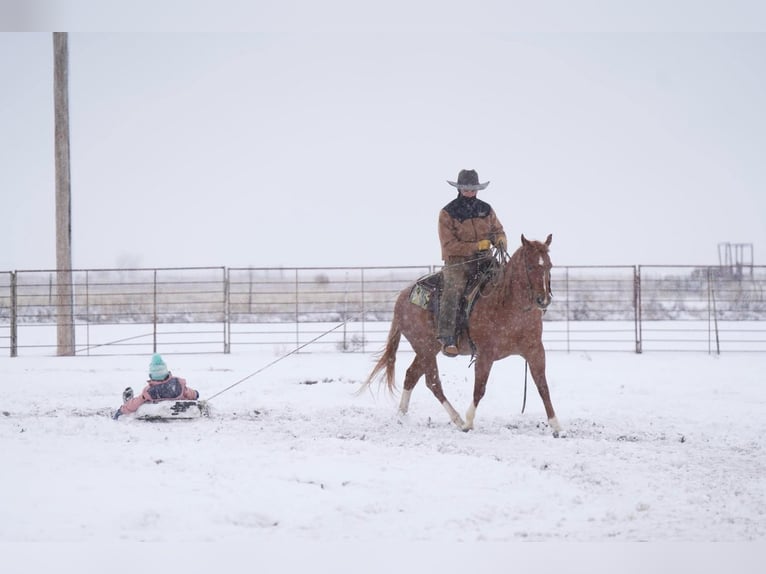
[{"xmin": 409, "ymin": 257, "xmax": 501, "ymax": 345}]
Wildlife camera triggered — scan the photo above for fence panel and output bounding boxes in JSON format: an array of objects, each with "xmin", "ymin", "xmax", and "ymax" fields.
[
  {"xmin": 638, "ymin": 265, "xmax": 766, "ymax": 352},
  {"xmin": 545, "ymin": 266, "xmax": 637, "ymax": 352},
  {"xmin": 1, "ymin": 264, "xmax": 765, "ymax": 356},
  {"xmin": 0, "ymin": 272, "xmax": 12, "ymax": 356},
  {"xmin": 227, "ymin": 266, "xmax": 432, "ymax": 353},
  {"xmin": 6, "ymin": 268, "xmax": 226, "ymax": 356}
]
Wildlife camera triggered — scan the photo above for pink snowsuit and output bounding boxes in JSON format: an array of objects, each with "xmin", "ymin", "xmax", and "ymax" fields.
[{"xmin": 119, "ymin": 375, "xmax": 198, "ymax": 415}]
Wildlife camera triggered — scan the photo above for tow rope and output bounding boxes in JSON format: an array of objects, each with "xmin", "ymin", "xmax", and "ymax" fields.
[{"xmin": 204, "ymin": 320, "xmax": 349, "ymax": 403}]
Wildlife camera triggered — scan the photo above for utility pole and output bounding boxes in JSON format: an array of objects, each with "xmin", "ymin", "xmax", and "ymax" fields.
[{"xmin": 54, "ymin": 32, "xmax": 75, "ymax": 356}]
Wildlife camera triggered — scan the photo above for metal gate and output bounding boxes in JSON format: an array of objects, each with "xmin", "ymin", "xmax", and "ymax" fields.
[{"xmin": 1, "ymin": 264, "xmax": 765, "ymax": 356}]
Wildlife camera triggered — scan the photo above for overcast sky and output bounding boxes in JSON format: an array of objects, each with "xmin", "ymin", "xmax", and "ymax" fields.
[{"xmin": 1, "ymin": 27, "xmax": 765, "ymax": 270}]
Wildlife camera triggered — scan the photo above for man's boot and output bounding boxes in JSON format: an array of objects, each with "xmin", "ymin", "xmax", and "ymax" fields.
[{"xmin": 440, "ymin": 336, "xmax": 459, "ymax": 357}]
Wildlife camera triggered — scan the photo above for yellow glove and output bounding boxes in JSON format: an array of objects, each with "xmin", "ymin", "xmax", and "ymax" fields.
[
  {"xmin": 477, "ymin": 239, "xmax": 491, "ymax": 251},
  {"xmin": 495, "ymin": 234, "xmax": 507, "ymax": 252}
]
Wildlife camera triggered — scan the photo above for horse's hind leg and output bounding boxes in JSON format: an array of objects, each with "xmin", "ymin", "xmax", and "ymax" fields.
[{"xmin": 398, "ymin": 354, "xmax": 427, "ymax": 416}]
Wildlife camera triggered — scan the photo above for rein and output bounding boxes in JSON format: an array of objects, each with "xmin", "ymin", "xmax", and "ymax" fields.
[{"xmin": 522, "ymin": 360, "xmax": 528, "ymax": 414}]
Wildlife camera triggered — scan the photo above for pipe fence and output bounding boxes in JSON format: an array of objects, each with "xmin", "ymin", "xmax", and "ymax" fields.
[{"xmin": 1, "ymin": 264, "xmax": 765, "ymax": 357}]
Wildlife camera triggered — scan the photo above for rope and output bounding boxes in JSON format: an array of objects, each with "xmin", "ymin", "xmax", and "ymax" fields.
[
  {"xmin": 521, "ymin": 360, "xmax": 528, "ymax": 414},
  {"xmin": 75, "ymin": 332, "xmax": 154, "ymax": 354},
  {"xmin": 440, "ymin": 252, "xmax": 492, "ymax": 270},
  {"xmin": 203, "ymin": 320, "xmax": 349, "ymax": 403}
]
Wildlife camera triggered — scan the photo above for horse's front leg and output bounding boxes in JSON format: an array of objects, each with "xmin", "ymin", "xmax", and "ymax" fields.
[
  {"xmin": 422, "ymin": 354, "xmax": 465, "ymax": 429},
  {"xmin": 525, "ymin": 347, "xmax": 563, "ymax": 438},
  {"xmin": 463, "ymin": 355, "xmax": 493, "ymax": 431}
]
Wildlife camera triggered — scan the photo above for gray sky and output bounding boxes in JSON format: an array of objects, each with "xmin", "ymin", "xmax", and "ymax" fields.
[{"xmin": 1, "ymin": 28, "xmax": 765, "ymax": 270}]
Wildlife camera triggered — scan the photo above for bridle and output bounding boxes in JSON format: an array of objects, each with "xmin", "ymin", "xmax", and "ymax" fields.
[{"xmin": 519, "ymin": 244, "xmax": 553, "ymax": 310}]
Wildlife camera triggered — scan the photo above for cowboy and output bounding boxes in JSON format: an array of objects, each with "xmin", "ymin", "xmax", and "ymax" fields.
[{"xmin": 437, "ymin": 169, "xmax": 507, "ymax": 356}]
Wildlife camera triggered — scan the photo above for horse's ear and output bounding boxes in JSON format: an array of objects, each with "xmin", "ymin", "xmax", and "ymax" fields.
[
  {"xmin": 545, "ymin": 234, "xmax": 552, "ymax": 246},
  {"xmin": 521, "ymin": 234, "xmax": 528, "ymax": 246}
]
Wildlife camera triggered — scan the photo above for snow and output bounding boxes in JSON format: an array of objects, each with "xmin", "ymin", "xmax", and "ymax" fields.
[{"xmin": 1, "ymin": 347, "xmax": 765, "ymax": 568}]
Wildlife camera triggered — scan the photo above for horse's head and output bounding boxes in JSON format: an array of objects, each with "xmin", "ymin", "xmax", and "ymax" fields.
[{"xmin": 519, "ymin": 233, "xmax": 553, "ymax": 310}]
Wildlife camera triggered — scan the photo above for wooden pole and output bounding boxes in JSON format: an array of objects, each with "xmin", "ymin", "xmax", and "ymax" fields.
[{"xmin": 54, "ymin": 32, "xmax": 75, "ymax": 356}]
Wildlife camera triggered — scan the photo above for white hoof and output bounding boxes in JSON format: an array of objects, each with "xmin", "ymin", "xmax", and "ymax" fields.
[
  {"xmin": 398, "ymin": 389, "xmax": 412, "ymax": 415},
  {"xmin": 451, "ymin": 415, "xmax": 466, "ymax": 429},
  {"xmin": 463, "ymin": 402, "xmax": 477, "ymax": 432},
  {"xmin": 441, "ymin": 400, "xmax": 465, "ymax": 429},
  {"xmin": 548, "ymin": 416, "xmax": 564, "ymax": 438}
]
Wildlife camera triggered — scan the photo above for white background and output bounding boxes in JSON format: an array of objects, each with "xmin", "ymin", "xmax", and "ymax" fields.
[{"xmin": 2, "ymin": 24, "xmax": 766, "ymax": 271}]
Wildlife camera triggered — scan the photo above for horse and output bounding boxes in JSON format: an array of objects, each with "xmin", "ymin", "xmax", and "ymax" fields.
[{"xmin": 360, "ymin": 234, "xmax": 562, "ymax": 437}]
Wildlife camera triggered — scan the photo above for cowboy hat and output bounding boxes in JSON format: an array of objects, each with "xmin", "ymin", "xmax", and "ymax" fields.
[{"xmin": 447, "ymin": 169, "xmax": 490, "ymax": 191}]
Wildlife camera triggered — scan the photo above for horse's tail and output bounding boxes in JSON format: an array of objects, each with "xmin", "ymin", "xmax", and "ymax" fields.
[{"xmin": 358, "ymin": 315, "xmax": 401, "ymax": 396}]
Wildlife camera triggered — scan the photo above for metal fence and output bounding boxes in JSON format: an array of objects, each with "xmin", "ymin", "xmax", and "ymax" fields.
[{"xmin": 1, "ymin": 264, "xmax": 765, "ymax": 356}]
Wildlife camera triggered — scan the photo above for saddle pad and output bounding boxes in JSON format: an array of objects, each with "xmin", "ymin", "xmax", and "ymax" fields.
[{"xmin": 408, "ymin": 269, "xmax": 443, "ymax": 310}]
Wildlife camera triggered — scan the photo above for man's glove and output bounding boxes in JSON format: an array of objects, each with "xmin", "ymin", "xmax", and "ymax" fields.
[
  {"xmin": 112, "ymin": 408, "xmax": 123, "ymax": 420},
  {"xmin": 495, "ymin": 234, "xmax": 508, "ymax": 252},
  {"xmin": 477, "ymin": 239, "xmax": 492, "ymax": 251}
]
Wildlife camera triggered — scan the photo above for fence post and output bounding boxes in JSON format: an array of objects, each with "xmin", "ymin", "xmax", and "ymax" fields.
[
  {"xmin": 564, "ymin": 267, "xmax": 570, "ymax": 353},
  {"xmin": 294, "ymin": 268, "xmax": 300, "ymax": 349},
  {"xmin": 223, "ymin": 267, "xmax": 230, "ymax": 354},
  {"xmin": 10, "ymin": 272, "xmax": 17, "ymax": 357},
  {"xmin": 634, "ymin": 265, "xmax": 642, "ymax": 354},
  {"xmin": 361, "ymin": 267, "xmax": 366, "ymax": 353},
  {"xmin": 707, "ymin": 267, "xmax": 721, "ymax": 355},
  {"xmin": 248, "ymin": 268, "xmax": 253, "ymax": 313},
  {"xmin": 152, "ymin": 269, "xmax": 158, "ymax": 353},
  {"xmin": 83, "ymin": 270, "xmax": 90, "ymax": 356}
]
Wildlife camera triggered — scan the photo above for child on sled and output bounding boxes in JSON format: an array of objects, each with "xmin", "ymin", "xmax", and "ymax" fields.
[{"xmin": 112, "ymin": 353, "xmax": 199, "ymax": 419}]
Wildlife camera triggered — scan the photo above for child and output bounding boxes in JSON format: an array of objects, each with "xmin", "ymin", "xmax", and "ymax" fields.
[{"xmin": 112, "ymin": 353, "xmax": 199, "ymax": 419}]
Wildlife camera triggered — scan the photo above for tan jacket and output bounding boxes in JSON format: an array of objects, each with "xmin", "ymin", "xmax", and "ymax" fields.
[{"xmin": 438, "ymin": 196, "xmax": 506, "ymax": 261}]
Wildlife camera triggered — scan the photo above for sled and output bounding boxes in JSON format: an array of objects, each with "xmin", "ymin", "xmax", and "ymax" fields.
[{"xmin": 133, "ymin": 400, "xmax": 209, "ymax": 421}]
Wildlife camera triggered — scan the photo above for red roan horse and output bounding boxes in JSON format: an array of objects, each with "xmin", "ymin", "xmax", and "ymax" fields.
[{"xmin": 361, "ymin": 234, "xmax": 562, "ymax": 437}]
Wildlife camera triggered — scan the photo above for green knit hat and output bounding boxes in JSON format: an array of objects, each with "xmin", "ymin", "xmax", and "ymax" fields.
[{"xmin": 148, "ymin": 353, "xmax": 169, "ymax": 381}]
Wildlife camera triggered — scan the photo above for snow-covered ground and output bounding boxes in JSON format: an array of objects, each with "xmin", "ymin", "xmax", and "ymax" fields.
[{"xmin": 1, "ymin": 347, "xmax": 764, "ymax": 568}]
